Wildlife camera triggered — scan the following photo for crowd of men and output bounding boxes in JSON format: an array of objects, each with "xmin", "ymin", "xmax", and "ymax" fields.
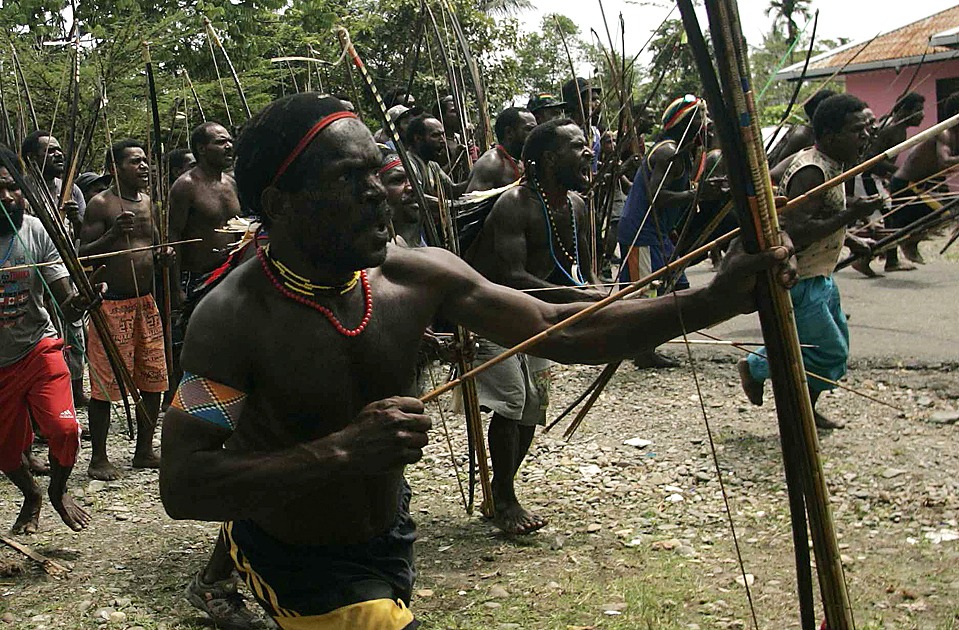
[{"xmin": 0, "ymin": 72, "xmax": 955, "ymax": 629}]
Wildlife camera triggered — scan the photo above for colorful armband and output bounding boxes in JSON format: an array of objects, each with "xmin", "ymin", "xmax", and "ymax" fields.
[{"xmin": 170, "ymin": 372, "xmax": 247, "ymax": 431}]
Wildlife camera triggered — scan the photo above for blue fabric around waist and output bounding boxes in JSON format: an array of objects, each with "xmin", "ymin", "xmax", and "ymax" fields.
[
  {"xmin": 226, "ymin": 481, "xmax": 417, "ymax": 618},
  {"xmin": 746, "ymin": 275, "xmax": 849, "ymax": 392}
]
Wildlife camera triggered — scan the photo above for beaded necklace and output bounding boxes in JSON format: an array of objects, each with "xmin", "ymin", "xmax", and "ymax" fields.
[
  {"xmin": 266, "ymin": 247, "xmax": 360, "ymax": 296},
  {"xmin": 529, "ymin": 175, "xmax": 585, "ymax": 287},
  {"xmin": 256, "ymin": 243, "xmax": 372, "ymax": 337}
]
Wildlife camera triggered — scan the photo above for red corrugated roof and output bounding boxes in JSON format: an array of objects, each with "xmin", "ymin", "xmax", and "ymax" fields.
[{"xmin": 777, "ymin": 4, "xmax": 959, "ymax": 80}]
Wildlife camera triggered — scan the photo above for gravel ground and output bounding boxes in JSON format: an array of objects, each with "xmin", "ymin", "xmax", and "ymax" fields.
[{"xmin": 1, "ymin": 350, "xmax": 957, "ymax": 629}]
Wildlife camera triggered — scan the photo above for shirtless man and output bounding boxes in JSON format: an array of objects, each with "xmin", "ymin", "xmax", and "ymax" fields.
[
  {"xmin": 0, "ymin": 146, "xmax": 94, "ymax": 534},
  {"xmin": 467, "ymin": 118, "xmax": 605, "ymax": 535},
  {"xmin": 169, "ymin": 122, "xmax": 240, "ymax": 303},
  {"xmin": 79, "ymin": 140, "xmax": 169, "ymax": 480},
  {"xmin": 159, "ymin": 94, "xmax": 794, "ymax": 629},
  {"xmin": 433, "ymin": 95, "xmax": 470, "ymax": 181},
  {"xmin": 886, "ymin": 93, "xmax": 959, "ymax": 266},
  {"xmin": 466, "ymin": 107, "xmax": 536, "ymax": 193},
  {"xmin": 767, "ymin": 89, "xmax": 836, "ymax": 169}
]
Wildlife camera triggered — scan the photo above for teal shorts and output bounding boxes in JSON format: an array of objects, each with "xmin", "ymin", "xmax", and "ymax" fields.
[{"xmin": 747, "ymin": 275, "xmax": 849, "ymax": 393}]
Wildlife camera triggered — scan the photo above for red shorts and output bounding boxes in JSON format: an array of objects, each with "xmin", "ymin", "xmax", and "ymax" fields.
[{"xmin": 0, "ymin": 337, "xmax": 80, "ymax": 473}]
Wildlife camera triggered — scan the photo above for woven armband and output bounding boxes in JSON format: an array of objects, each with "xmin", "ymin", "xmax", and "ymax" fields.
[{"xmin": 170, "ymin": 372, "xmax": 247, "ymax": 431}]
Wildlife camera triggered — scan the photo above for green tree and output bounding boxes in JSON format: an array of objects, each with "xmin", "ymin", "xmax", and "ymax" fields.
[
  {"xmin": 636, "ymin": 19, "xmax": 706, "ymax": 117},
  {"xmin": 513, "ymin": 14, "xmax": 584, "ymax": 99},
  {"xmin": 477, "ymin": 0, "xmax": 534, "ymax": 16},
  {"xmin": 765, "ymin": 0, "xmax": 812, "ymax": 61}
]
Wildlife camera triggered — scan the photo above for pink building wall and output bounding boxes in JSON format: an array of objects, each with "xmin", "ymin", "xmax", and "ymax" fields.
[{"xmin": 845, "ymin": 58, "xmax": 959, "ymax": 133}]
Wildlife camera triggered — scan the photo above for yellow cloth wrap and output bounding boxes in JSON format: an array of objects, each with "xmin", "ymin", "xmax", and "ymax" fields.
[
  {"xmin": 911, "ymin": 183, "xmax": 944, "ymax": 211},
  {"xmin": 273, "ymin": 599, "xmax": 414, "ymax": 630}
]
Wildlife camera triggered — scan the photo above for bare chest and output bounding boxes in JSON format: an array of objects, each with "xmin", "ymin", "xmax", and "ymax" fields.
[{"xmin": 236, "ymin": 283, "xmax": 435, "ymax": 443}]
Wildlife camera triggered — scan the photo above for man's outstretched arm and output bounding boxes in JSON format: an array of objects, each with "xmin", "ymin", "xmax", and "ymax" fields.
[{"xmin": 436, "ymin": 241, "xmax": 794, "ymax": 365}]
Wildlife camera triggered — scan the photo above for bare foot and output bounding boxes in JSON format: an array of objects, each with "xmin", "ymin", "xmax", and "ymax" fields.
[
  {"xmin": 132, "ymin": 451, "xmax": 161, "ymax": 470},
  {"xmin": 737, "ymin": 358, "xmax": 764, "ymax": 406},
  {"xmin": 87, "ymin": 457, "xmax": 122, "ymax": 481},
  {"xmin": 885, "ymin": 260, "xmax": 916, "ymax": 272},
  {"xmin": 11, "ymin": 491, "xmax": 42, "ymax": 535},
  {"xmin": 814, "ymin": 411, "xmax": 846, "ymax": 430},
  {"xmin": 490, "ymin": 500, "xmax": 547, "ymax": 535},
  {"xmin": 902, "ymin": 243, "xmax": 925, "ymax": 264},
  {"xmin": 48, "ymin": 489, "xmax": 90, "ymax": 531},
  {"xmin": 851, "ymin": 258, "xmax": 881, "ymax": 278}
]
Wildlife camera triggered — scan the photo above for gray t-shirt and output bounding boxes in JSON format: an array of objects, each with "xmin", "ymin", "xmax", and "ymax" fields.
[
  {"xmin": 0, "ymin": 216, "xmax": 70, "ymax": 367},
  {"xmin": 53, "ymin": 178, "xmax": 86, "ymax": 221}
]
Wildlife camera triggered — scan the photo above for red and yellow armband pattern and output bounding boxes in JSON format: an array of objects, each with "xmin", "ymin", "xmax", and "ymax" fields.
[{"xmin": 170, "ymin": 372, "xmax": 247, "ymax": 431}]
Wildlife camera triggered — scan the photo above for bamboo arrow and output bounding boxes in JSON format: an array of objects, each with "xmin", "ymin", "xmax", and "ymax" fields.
[{"xmin": 1, "ymin": 239, "xmax": 202, "ymax": 273}]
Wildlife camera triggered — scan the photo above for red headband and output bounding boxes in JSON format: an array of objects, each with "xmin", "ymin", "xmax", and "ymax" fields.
[
  {"xmin": 377, "ymin": 158, "xmax": 403, "ymax": 176},
  {"xmin": 270, "ymin": 111, "xmax": 359, "ymax": 186}
]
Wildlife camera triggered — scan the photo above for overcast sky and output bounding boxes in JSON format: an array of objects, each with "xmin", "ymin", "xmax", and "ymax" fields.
[{"xmin": 517, "ymin": 0, "xmax": 959, "ymax": 70}]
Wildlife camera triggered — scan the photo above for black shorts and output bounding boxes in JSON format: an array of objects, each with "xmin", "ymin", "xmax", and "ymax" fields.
[{"xmin": 223, "ymin": 482, "xmax": 419, "ymax": 628}]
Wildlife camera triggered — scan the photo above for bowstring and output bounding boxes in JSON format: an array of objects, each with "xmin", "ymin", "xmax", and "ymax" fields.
[
  {"xmin": 425, "ymin": 361, "xmax": 469, "ymax": 513},
  {"xmin": 673, "ymin": 293, "xmax": 762, "ymax": 629}
]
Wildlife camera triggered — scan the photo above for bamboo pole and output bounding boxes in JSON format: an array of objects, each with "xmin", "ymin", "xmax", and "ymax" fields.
[{"xmin": 699, "ymin": 0, "xmax": 854, "ymax": 626}]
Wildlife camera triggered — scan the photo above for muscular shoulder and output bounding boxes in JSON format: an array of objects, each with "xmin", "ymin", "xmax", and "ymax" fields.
[
  {"xmin": 181, "ymin": 261, "xmax": 263, "ymax": 390},
  {"xmin": 379, "ymin": 244, "xmax": 476, "ymax": 295},
  {"xmin": 473, "ymin": 148, "xmax": 501, "ymax": 170},
  {"xmin": 170, "ymin": 171, "xmax": 198, "ymax": 196},
  {"xmin": 648, "ymin": 141, "xmax": 678, "ymax": 168},
  {"xmin": 83, "ymin": 191, "xmax": 117, "ymax": 220}
]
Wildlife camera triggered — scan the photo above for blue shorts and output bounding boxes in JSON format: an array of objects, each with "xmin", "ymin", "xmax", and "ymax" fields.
[{"xmin": 746, "ymin": 276, "xmax": 849, "ymax": 393}]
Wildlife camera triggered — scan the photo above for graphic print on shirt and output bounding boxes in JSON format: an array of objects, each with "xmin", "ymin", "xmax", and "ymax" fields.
[{"xmin": 0, "ymin": 251, "xmax": 32, "ymax": 330}]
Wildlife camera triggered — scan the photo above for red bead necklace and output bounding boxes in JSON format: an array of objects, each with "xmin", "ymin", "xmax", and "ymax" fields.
[{"xmin": 256, "ymin": 243, "xmax": 372, "ymax": 337}]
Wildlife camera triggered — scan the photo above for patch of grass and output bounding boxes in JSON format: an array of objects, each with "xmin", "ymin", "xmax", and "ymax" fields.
[{"xmin": 418, "ymin": 550, "xmax": 705, "ymax": 629}]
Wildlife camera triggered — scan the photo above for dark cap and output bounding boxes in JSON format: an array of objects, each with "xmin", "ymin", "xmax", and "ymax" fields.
[
  {"xmin": 527, "ymin": 93, "xmax": 567, "ymax": 112},
  {"xmin": 561, "ymin": 78, "xmax": 601, "ymax": 105},
  {"xmin": 75, "ymin": 171, "xmax": 111, "ymax": 192}
]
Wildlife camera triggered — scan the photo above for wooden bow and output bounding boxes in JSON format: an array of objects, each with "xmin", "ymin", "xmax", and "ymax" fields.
[{"xmin": 677, "ymin": 0, "xmax": 850, "ymax": 626}]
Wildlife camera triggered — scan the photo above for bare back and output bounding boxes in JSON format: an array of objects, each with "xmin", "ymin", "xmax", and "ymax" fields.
[
  {"xmin": 895, "ymin": 129, "xmax": 959, "ymax": 182},
  {"xmin": 466, "ymin": 146, "xmax": 522, "ymax": 193}
]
